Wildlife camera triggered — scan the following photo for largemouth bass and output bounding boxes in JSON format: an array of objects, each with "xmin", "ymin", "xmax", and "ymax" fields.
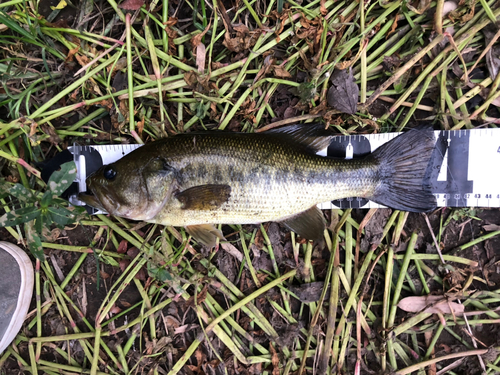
[{"xmin": 79, "ymin": 124, "xmax": 436, "ymax": 245}]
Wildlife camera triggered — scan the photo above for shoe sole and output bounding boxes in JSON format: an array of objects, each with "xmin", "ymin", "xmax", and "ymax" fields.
[{"xmin": 0, "ymin": 242, "xmax": 34, "ymax": 354}]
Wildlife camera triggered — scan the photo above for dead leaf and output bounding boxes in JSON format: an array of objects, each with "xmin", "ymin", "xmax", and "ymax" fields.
[
  {"xmin": 127, "ymin": 247, "xmax": 140, "ymax": 258},
  {"xmin": 65, "ymin": 46, "xmax": 80, "ymax": 62},
  {"xmin": 222, "ymin": 24, "xmax": 260, "ymax": 53},
  {"xmin": 74, "ymin": 54, "xmax": 90, "ymax": 68},
  {"xmin": 483, "ymin": 224, "xmax": 500, "ymax": 231},
  {"xmin": 273, "ymin": 66, "xmax": 292, "ymax": 78},
  {"xmin": 191, "ymin": 21, "xmax": 212, "ymax": 50},
  {"xmin": 254, "ymin": 55, "xmax": 274, "ymax": 83},
  {"xmin": 210, "ymin": 101, "xmax": 218, "ymax": 118},
  {"xmin": 215, "ymin": 0, "xmax": 234, "ymax": 34},
  {"xmin": 448, "ymin": 0, "xmax": 476, "ymax": 22},
  {"xmin": 293, "ymin": 15, "xmax": 324, "ymax": 54},
  {"xmin": 406, "ymin": 0, "xmax": 431, "ymax": 14},
  {"xmin": 163, "ymin": 315, "xmax": 180, "ymax": 329},
  {"xmin": 119, "ymin": 0, "xmax": 145, "ymax": 10},
  {"xmin": 40, "ymin": 124, "xmax": 62, "ymax": 145},
  {"xmin": 299, "ymin": 49, "xmax": 320, "ymax": 72},
  {"xmin": 136, "ymin": 117, "xmax": 145, "ymax": 137},
  {"xmin": 398, "ymin": 295, "xmax": 465, "ymax": 315},
  {"xmin": 109, "ymin": 58, "xmax": 128, "ymax": 73},
  {"xmin": 248, "ymin": 363, "xmax": 263, "ymax": 374},
  {"xmin": 327, "ymin": 68, "xmax": 359, "ymax": 114},
  {"xmin": 184, "ymin": 71, "xmax": 198, "ymax": 87},
  {"xmin": 220, "ymin": 242, "xmax": 244, "ymax": 263},
  {"xmin": 93, "ymin": 98, "xmax": 113, "ymax": 111},
  {"xmin": 117, "ymin": 240, "xmax": 128, "ymax": 254},
  {"xmin": 163, "ymin": 17, "xmax": 178, "ymax": 55},
  {"xmin": 196, "ymin": 43, "xmax": 206, "ymax": 72},
  {"xmin": 443, "ymin": 268, "xmax": 466, "ymax": 289},
  {"xmin": 388, "ymin": 15, "xmax": 398, "ymax": 36},
  {"xmin": 310, "ymin": 100, "xmax": 328, "ymax": 115},
  {"xmin": 483, "ymin": 26, "xmax": 500, "ymax": 81},
  {"xmin": 211, "ymin": 61, "xmax": 226, "ymax": 70},
  {"xmin": 382, "ymin": 55, "xmax": 402, "ymax": 73},
  {"xmin": 269, "ymin": 343, "xmax": 280, "ymax": 375},
  {"xmin": 320, "ymin": 0, "xmax": 327, "ymax": 15},
  {"xmin": 119, "ymin": 259, "xmax": 130, "ymax": 272},
  {"xmin": 187, "ymin": 347, "xmax": 207, "ymax": 374},
  {"xmin": 185, "ymin": 285, "xmax": 209, "ymax": 307}
]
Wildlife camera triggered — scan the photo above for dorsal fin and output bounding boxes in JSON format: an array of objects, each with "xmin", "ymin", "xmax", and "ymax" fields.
[{"xmin": 266, "ymin": 123, "xmax": 334, "ymax": 153}]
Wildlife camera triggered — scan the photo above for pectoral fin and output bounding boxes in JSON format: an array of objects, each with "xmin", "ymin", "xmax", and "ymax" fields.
[
  {"xmin": 279, "ymin": 206, "xmax": 326, "ymax": 240},
  {"xmin": 186, "ymin": 224, "xmax": 225, "ymax": 247},
  {"xmin": 175, "ymin": 185, "xmax": 231, "ymax": 210}
]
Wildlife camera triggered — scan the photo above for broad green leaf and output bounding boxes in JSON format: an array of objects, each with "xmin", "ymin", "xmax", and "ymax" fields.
[
  {"xmin": 0, "ymin": 206, "xmax": 41, "ymax": 227},
  {"xmin": 48, "ymin": 206, "xmax": 76, "ymax": 227},
  {"xmin": 148, "ymin": 264, "xmax": 172, "ymax": 282},
  {"xmin": 34, "ymin": 214, "xmax": 45, "ymax": 236},
  {"xmin": 47, "ymin": 161, "xmax": 77, "ymax": 196},
  {"xmin": 0, "ymin": 180, "xmax": 35, "ymax": 203},
  {"xmin": 0, "ymin": 180, "xmax": 11, "ymax": 199},
  {"xmin": 41, "ymin": 190, "xmax": 54, "ymax": 208},
  {"xmin": 72, "ymin": 205, "xmax": 87, "ymax": 216},
  {"xmin": 10, "ymin": 183, "xmax": 35, "ymax": 202},
  {"xmin": 25, "ymin": 221, "xmax": 44, "ymax": 260}
]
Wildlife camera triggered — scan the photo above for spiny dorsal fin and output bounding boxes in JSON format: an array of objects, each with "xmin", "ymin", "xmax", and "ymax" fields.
[
  {"xmin": 279, "ymin": 206, "xmax": 326, "ymax": 240},
  {"xmin": 175, "ymin": 185, "xmax": 231, "ymax": 210},
  {"xmin": 266, "ymin": 123, "xmax": 334, "ymax": 154}
]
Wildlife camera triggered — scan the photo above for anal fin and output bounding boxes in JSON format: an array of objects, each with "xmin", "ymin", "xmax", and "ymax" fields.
[
  {"xmin": 279, "ymin": 206, "xmax": 326, "ymax": 240},
  {"xmin": 186, "ymin": 224, "xmax": 225, "ymax": 247}
]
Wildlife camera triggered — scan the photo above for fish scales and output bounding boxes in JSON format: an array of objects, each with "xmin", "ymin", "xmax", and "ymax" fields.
[{"xmin": 147, "ymin": 133, "xmax": 379, "ymax": 226}]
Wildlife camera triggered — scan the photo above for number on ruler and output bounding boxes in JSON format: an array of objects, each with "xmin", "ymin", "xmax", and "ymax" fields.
[{"xmin": 427, "ymin": 131, "xmax": 474, "ymax": 206}]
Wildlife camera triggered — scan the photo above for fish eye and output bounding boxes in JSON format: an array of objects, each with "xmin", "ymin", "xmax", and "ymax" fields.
[{"xmin": 103, "ymin": 166, "xmax": 117, "ymax": 180}]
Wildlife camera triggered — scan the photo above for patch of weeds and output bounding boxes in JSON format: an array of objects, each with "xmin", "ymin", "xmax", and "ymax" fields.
[
  {"xmin": 448, "ymin": 207, "xmax": 482, "ymax": 223},
  {"xmin": 0, "ymin": 161, "xmax": 85, "ymax": 259}
]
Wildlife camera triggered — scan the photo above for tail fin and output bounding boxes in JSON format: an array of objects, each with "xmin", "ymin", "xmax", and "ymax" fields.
[{"xmin": 368, "ymin": 126, "xmax": 437, "ymax": 212}]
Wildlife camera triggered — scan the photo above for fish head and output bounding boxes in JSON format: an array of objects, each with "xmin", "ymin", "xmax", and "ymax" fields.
[{"xmin": 79, "ymin": 156, "xmax": 177, "ymax": 221}]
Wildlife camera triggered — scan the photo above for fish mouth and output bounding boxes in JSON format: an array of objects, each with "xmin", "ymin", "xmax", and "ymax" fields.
[
  {"xmin": 78, "ymin": 191, "xmax": 107, "ymax": 212},
  {"xmin": 78, "ymin": 187, "xmax": 150, "ymax": 220}
]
